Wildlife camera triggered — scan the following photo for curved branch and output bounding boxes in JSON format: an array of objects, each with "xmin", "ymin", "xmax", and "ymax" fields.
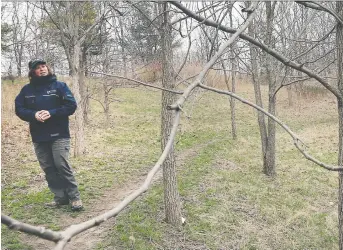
[
  {"xmin": 53, "ymin": 111, "xmax": 181, "ymax": 250},
  {"xmin": 291, "ymin": 24, "xmax": 336, "ymax": 61},
  {"xmin": 175, "ymin": 35, "xmax": 192, "ymax": 77},
  {"xmin": 198, "ymin": 84, "xmax": 343, "ymax": 172},
  {"xmin": 1, "ymin": 214, "xmax": 63, "ymax": 242},
  {"xmin": 295, "ymin": 1, "xmax": 343, "ymax": 26},
  {"xmin": 2, "ymin": 6, "xmax": 258, "ymax": 247},
  {"xmin": 169, "ymin": 1, "xmax": 341, "ymax": 99},
  {"xmin": 90, "ymin": 71, "xmax": 183, "ymax": 94},
  {"xmin": 88, "ymin": 96, "xmax": 107, "ymax": 113},
  {"xmin": 174, "ymin": 73, "xmax": 199, "ymax": 88},
  {"xmin": 169, "ymin": 2, "xmax": 258, "ymax": 110}
]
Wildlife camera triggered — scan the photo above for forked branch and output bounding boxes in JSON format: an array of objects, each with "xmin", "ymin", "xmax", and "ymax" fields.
[
  {"xmin": 3, "ymin": 3, "xmax": 342, "ymax": 250},
  {"xmin": 169, "ymin": 1, "xmax": 341, "ymax": 98},
  {"xmin": 2, "ymin": 5, "xmax": 258, "ymax": 248},
  {"xmin": 198, "ymin": 84, "xmax": 343, "ymax": 172}
]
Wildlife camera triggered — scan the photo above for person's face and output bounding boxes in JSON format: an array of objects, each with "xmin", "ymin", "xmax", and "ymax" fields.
[{"xmin": 34, "ymin": 64, "xmax": 48, "ymax": 77}]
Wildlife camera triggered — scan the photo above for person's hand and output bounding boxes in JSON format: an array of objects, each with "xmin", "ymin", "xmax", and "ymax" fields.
[
  {"xmin": 39, "ymin": 110, "xmax": 51, "ymax": 121},
  {"xmin": 35, "ymin": 111, "xmax": 44, "ymax": 122},
  {"xmin": 35, "ymin": 110, "xmax": 51, "ymax": 122}
]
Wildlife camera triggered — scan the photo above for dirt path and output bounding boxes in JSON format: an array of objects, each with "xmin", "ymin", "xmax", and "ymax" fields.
[
  {"xmin": 19, "ymin": 145, "xmax": 202, "ymax": 250},
  {"xmin": 20, "ymin": 170, "xmax": 162, "ymax": 250}
]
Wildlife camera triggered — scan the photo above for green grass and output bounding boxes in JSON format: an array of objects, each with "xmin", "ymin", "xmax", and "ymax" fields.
[
  {"xmin": 1, "ymin": 80, "xmax": 339, "ymax": 249},
  {"xmin": 1, "ymin": 226, "xmax": 34, "ymax": 250},
  {"xmin": 93, "ymin": 88, "xmax": 338, "ymax": 250}
]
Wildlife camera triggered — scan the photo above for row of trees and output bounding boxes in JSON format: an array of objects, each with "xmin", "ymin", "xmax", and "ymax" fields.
[{"xmin": 2, "ymin": 1, "xmax": 343, "ymax": 249}]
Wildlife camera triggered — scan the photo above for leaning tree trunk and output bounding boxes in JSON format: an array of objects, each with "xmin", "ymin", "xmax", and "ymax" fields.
[
  {"xmin": 336, "ymin": 2, "xmax": 343, "ymax": 248},
  {"xmin": 160, "ymin": 2, "xmax": 182, "ymax": 227}
]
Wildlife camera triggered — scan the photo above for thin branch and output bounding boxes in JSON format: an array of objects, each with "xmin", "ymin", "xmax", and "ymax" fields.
[
  {"xmin": 3, "ymin": 5, "xmax": 257, "ymax": 246},
  {"xmin": 169, "ymin": 1, "xmax": 341, "ymax": 99},
  {"xmin": 302, "ymin": 48, "xmax": 335, "ymax": 65},
  {"xmin": 90, "ymin": 71, "xmax": 183, "ymax": 94},
  {"xmin": 199, "ymin": 84, "xmax": 343, "ymax": 171},
  {"xmin": 291, "ymin": 25, "xmax": 336, "ymax": 61},
  {"xmin": 169, "ymin": 1, "xmax": 258, "ymax": 110},
  {"xmin": 3, "ymin": 4, "xmax": 342, "ymax": 249},
  {"xmin": 170, "ymin": 2, "xmax": 223, "ymax": 25},
  {"xmin": 88, "ymin": 97, "xmax": 106, "ymax": 113},
  {"xmin": 175, "ymin": 35, "xmax": 192, "ymax": 77},
  {"xmin": 296, "ymin": 1, "xmax": 343, "ymax": 25},
  {"xmin": 1, "ymin": 214, "xmax": 62, "ymax": 242},
  {"xmin": 78, "ymin": 8, "xmax": 111, "ymax": 45},
  {"xmin": 174, "ymin": 73, "xmax": 199, "ymax": 87},
  {"xmin": 275, "ymin": 58, "xmax": 337, "ymax": 95},
  {"xmin": 127, "ymin": 1, "xmax": 160, "ymax": 30},
  {"xmin": 53, "ymin": 111, "xmax": 182, "ymax": 250}
]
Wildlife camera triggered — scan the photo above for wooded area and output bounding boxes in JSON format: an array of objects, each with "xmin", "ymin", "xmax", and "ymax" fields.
[{"xmin": 1, "ymin": 1, "xmax": 343, "ymax": 249}]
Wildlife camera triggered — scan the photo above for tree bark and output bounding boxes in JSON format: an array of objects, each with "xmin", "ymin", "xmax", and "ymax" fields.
[
  {"xmin": 79, "ymin": 49, "xmax": 89, "ymax": 125},
  {"xmin": 160, "ymin": 2, "xmax": 182, "ymax": 227},
  {"xmin": 336, "ymin": 2, "xmax": 343, "ymax": 249},
  {"xmin": 118, "ymin": 15, "xmax": 128, "ymax": 78},
  {"xmin": 71, "ymin": 42, "xmax": 85, "ymax": 157},
  {"xmin": 264, "ymin": 1, "xmax": 277, "ymax": 176},
  {"xmin": 247, "ymin": 17, "xmax": 268, "ymax": 165},
  {"xmin": 229, "ymin": 3, "xmax": 237, "ymax": 140},
  {"xmin": 339, "ymin": 100, "xmax": 343, "ymax": 250}
]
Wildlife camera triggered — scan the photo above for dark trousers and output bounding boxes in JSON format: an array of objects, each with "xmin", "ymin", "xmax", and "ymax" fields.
[{"xmin": 33, "ymin": 138, "xmax": 81, "ymax": 202}]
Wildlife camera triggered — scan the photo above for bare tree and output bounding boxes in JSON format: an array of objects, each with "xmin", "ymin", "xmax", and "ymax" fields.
[
  {"xmin": 11, "ymin": 3, "xmax": 32, "ymax": 76},
  {"xmin": 170, "ymin": 1, "xmax": 343, "ymax": 248},
  {"xmin": 160, "ymin": 2, "xmax": 182, "ymax": 227},
  {"xmin": 246, "ymin": 3, "xmax": 269, "ymax": 174},
  {"xmin": 41, "ymin": 2, "xmax": 109, "ymax": 156},
  {"xmin": 2, "ymin": 7, "xmax": 259, "ymax": 248},
  {"xmin": 336, "ymin": 2, "xmax": 343, "ymax": 248},
  {"xmin": 229, "ymin": 2, "xmax": 238, "ymax": 140},
  {"xmin": 3, "ymin": 2, "xmax": 343, "ymax": 249},
  {"xmin": 263, "ymin": 1, "xmax": 277, "ymax": 176}
]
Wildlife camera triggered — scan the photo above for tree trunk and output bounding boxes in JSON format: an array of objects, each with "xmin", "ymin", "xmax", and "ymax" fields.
[
  {"xmin": 336, "ymin": 2, "xmax": 343, "ymax": 248},
  {"xmin": 264, "ymin": 1, "xmax": 276, "ymax": 176},
  {"xmin": 247, "ymin": 18, "xmax": 268, "ymax": 163},
  {"xmin": 80, "ymin": 50, "xmax": 89, "ymax": 125},
  {"xmin": 118, "ymin": 15, "xmax": 127, "ymax": 78},
  {"xmin": 265, "ymin": 67, "xmax": 276, "ymax": 176},
  {"xmin": 339, "ymin": 100, "xmax": 343, "ymax": 250},
  {"xmin": 229, "ymin": 4, "xmax": 237, "ymax": 140},
  {"xmin": 103, "ymin": 83, "xmax": 111, "ymax": 125},
  {"xmin": 71, "ymin": 42, "xmax": 85, "ymax": 157},
  {"xmin": 160, "ymin": 2, "xmax": 182, "ymax": 227},
  {"xmin": 287, "ymin": 84, "xmax": 294, "ymax": 107}
]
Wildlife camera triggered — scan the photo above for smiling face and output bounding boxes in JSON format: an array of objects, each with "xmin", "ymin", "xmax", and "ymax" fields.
[{"xmin": 34, "ymin": 64, "xmax": 49, "ymax": 77}]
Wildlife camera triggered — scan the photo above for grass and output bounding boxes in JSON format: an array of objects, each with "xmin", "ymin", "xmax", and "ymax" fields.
[{"xmin": 1, "ymin": 76, "xmax": 340, "ymax": 249}]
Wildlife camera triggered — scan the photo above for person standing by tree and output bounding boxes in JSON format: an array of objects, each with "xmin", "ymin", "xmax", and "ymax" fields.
[{"xmin": 15, "ymin": 59, "xmax": 83, "ymax": 211}]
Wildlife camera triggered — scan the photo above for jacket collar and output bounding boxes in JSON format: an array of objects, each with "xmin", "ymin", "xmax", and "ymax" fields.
[{"xmin": 30, "ymin": 74, "xmax": 57, "ymax": 86}]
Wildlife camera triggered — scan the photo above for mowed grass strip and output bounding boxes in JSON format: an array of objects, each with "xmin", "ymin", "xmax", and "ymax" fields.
[{"xmin": 2, "ymin": 78, "xmax": 339, "ymax": 250}]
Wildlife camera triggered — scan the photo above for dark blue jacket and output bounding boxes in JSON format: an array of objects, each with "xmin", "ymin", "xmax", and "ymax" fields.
[{"xmin": 15, "ymin": 74, "xmax": 77, "ymax": 143}]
